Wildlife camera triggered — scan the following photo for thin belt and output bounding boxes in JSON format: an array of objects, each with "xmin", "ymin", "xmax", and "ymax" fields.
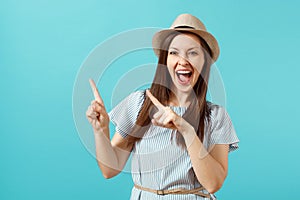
[{"xmin": 134, "ymin": 184, "xmax": 211, "ymax": 198}]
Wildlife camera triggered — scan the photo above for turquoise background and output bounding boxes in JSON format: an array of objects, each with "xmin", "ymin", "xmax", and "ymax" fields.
[{"xmin": 1, "ymin": 0, "xmax": 299, "ymax": 199}]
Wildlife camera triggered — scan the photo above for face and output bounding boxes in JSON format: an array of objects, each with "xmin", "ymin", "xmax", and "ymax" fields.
[{"xmin": 166, "ymin": 33, "xmax": 205, "ymax": 94}]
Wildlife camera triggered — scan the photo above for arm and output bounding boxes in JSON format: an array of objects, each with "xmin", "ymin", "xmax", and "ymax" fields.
[
  {"xmin": 181, "ymin": 128, "xmax": 229, "ymax": 193},
  {"xmin": 146, "ymin": 90, "xmax": 228, "ymax": 193},
  {"xmin": 93, "ymin": 130, "xmax": 133, "ymax": 179},
  {"xmin": 87, "ymin": 79, "xmax": 133, "ymax": 179}
]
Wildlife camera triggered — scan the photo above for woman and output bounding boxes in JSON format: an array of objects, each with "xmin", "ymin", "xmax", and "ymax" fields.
[{"xmin": 86, "ymin": 13, "xmax": 239, "ymax": 200}]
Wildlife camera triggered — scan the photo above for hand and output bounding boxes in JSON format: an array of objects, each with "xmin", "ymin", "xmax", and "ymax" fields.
[
  {"xmin": 146, "ymin": 90, "xmax": 193, "ymax": 134},
  {"xmin": 86, "ymin": 79, "xmax": 109, "ymax": 133}
]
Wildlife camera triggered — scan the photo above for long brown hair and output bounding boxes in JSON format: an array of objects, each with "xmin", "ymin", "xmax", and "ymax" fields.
[{"xmin": 127, "ymin": 31, "xmax": 213, "ymax": 148}]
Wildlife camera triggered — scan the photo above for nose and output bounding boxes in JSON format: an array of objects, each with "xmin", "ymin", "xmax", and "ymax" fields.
[{"xmin": 178, "ymin": 56, "xmax": 189, "ymax": 66}]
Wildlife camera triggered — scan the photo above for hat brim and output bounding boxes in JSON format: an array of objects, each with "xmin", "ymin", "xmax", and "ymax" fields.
[{"xmin": 152, "ymin": 28, "xmax": 220, "ymax": 62}]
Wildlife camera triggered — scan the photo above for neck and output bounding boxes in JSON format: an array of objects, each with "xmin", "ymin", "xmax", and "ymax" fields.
[{"xmin": 168, "ymin": 88, "xmax": 192, "ymax": 107}]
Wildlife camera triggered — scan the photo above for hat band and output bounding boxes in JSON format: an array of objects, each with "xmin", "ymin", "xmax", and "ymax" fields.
[{"xmin": 174, "ymin": 25, "xmax": 195, "ymax": 29}]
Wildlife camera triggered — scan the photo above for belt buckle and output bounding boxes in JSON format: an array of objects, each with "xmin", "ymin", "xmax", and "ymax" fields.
[{"xmin": 157, "ymin": 190, "xmax": 165, "ymax": 195}]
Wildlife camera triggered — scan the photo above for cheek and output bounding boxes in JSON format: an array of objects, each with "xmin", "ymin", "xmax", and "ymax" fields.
[
  {"xmin": 166, "ymin": 57, "xmax": 176, "ymax": 73},
  {"xmin": 167, "ymin": 56, "xmax": 175, "ymax": 67},
  {"xmin": 192, "ymin": 60, "xmax": 205, "ymax": 75}
]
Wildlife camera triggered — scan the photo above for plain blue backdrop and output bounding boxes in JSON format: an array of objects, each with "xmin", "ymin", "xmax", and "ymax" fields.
[{"xmin": 1, "ymin": 0, "xmax": 299, "ymax": 199}]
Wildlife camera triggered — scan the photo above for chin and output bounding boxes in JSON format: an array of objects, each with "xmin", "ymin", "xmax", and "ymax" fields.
[{"xmin": 173, "ymin": 82, "xmax": 194, "ymax": 94}]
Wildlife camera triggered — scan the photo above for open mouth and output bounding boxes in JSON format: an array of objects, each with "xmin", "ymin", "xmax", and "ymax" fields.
[{"xmin": 176, "ymin": 70, "xmax": 193, "ymax": 85}]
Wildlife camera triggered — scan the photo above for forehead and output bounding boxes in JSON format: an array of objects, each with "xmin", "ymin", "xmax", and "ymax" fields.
[{"xmin": 169, "ymin": 33, "xmax": 202, "ymax": 48}]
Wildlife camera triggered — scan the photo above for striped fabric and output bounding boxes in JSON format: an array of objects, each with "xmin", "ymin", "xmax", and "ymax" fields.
[{"xmin": 109, "ymin": 90, "xmax": 239, "ymax": 200}]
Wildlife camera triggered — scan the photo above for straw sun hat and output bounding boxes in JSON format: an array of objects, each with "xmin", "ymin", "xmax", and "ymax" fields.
[{"xmin": 152, "ymin": 13, "xmax": 220, "ymax": 62}]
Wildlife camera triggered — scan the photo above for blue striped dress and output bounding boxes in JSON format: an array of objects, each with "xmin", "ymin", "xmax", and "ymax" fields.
[{"xmin": 108, "ymin": 90, "xmax": 239, "ymax": 200}]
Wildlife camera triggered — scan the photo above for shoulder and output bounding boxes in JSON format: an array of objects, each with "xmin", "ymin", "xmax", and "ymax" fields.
[
  {"xmin": 110, "ymin": 90, "xmax": 146, "ymax": 114},
  {"xmin": 207, "ymin": 101, "xmax": 228, "ymax": 118},
  {"xmin": 125, "ymin": 90, "xmax": 146, "ymax": 109},
  {"xmin": 127, "ymin": 90, "xmax": 146, "ymax": 101},
  {"xmin": 108, "ymin": 90, "xmax": 146, "ymax": 138},
  {"xmin": 206, "ymin": 101, "xmax": 232, "ymax": 129},
  {"xmin": 205, "ymin": 101, "xmax": 239, "ymax": 152}
]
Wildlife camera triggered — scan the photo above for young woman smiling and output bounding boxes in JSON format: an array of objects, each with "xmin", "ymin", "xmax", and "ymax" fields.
[{"xmin": 86, "ymin": 14, "xmax": 239, "ymax": 200}]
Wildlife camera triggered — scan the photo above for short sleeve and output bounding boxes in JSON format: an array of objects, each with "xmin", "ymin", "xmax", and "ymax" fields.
[
  {"xmin": 206, "ymin": 103, "xmax": 239, "ymax": 153},
  {"xmin": 108, "ymin": 90, "xmax": 145, "ymax": 138}
]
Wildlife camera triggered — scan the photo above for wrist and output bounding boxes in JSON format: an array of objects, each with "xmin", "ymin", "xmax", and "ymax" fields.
[
  {"xmin": 181, "ymin": 126, "xmax": 197, "ymax": 148},
  {"xmin": 93, "ymin": 127, "xmax": 109, "ymax": 137},
  {"xmin": 180, "ymin": 123, "xmax": 195, "ymax": 136}
]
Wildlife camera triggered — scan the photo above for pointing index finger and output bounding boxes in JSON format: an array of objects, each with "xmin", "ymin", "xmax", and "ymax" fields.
[
  {"xmin": 89, "ymin": 79, "xmax": 104, "ymax": 106},
  {"xmin": 146, "ymin": 90, "xmax": 164, "ymax": 109}
]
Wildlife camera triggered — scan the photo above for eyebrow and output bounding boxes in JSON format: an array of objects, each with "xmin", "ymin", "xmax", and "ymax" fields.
[{"xmin": 169, "ymin": 47, "xmax": 201, "ymax": 51}]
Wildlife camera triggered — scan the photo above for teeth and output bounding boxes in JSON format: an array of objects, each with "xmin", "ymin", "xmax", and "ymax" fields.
[{"xmin": 176, "ymin": 70, "xmax": 191, "ymax": 74}]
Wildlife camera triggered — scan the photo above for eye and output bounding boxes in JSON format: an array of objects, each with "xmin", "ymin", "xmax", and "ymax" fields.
[
  {"xmin": 188, "ymin": 51, "xmax": 198, "ymax": 56},
  {"xmin": 169, "ymin": 50, "xmax": 178, "ymax": 55}
]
